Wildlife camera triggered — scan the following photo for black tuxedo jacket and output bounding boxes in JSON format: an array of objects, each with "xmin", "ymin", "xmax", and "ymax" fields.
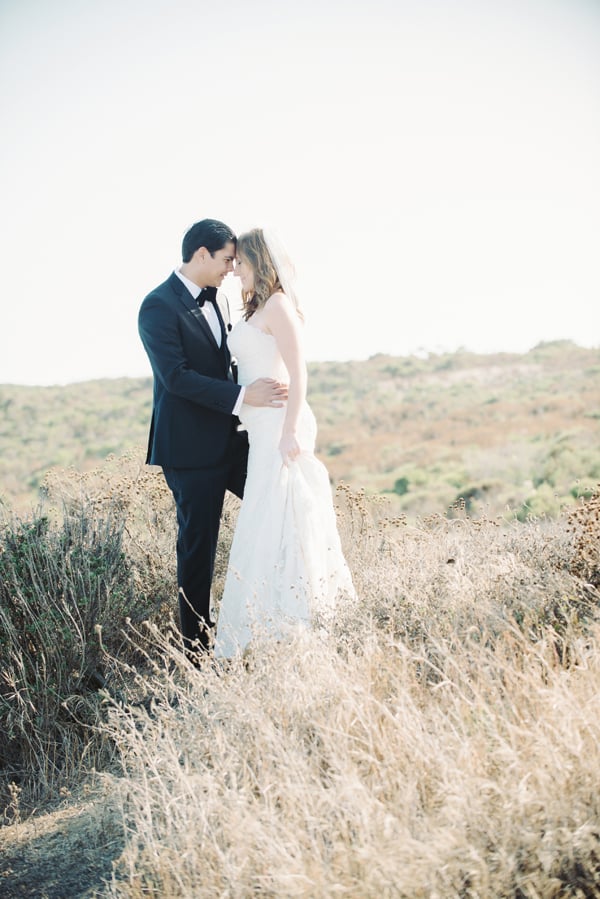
[{"xmin": 138, "ymin": 272, "xmax": 244, "ymax": 468}]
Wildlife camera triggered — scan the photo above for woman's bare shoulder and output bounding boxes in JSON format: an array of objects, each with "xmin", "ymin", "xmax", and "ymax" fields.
[
  {"xmin": 265, "ymin": 290, "xmax": 288, "ymax": 305},
  {"xmin": 264, "ymin": 291, "xmax": 296, "ymax": 315}
]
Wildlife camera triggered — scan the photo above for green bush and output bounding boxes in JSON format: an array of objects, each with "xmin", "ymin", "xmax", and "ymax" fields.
[
  {"xmin": 0, "ymin": 506, "xmax": 137, "ymax": 805},
  {"xmin": 393, "ymin": 476, "xmax": 409, "ymax": 496}
]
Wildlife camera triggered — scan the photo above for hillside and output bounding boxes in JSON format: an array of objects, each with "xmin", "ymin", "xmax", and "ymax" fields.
[
  {"xmin": 1, "ymin": 342, "xmax": 600, "ymax": 897},
  {"xmin": 1, "ymin": 340, "xmax": 599, "ymax": 519}
]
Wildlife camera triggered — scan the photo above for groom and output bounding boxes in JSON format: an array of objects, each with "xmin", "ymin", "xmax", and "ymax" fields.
[{"xmin": 138, "ymin": 218, "xmax": 287, "ymax": 661}]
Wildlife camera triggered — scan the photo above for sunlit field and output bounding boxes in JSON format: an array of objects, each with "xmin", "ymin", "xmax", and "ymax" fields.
[{"xmin": 1, "ymin": 451, "xmax": 599, "ymax": 896}]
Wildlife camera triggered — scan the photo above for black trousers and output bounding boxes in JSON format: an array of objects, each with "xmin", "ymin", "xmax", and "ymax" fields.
[{"xmin": 162, "ymin": 431, "xmax": 248, "ymax": 656}]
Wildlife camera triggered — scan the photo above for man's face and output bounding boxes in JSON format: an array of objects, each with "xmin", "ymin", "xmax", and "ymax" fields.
[{"xmin": 200, "ymin": 241, "xmax": 236, "ymax": 287}]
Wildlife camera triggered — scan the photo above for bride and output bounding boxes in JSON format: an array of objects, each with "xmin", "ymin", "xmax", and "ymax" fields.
[{"xmin": 214, "ymin": 228, "xmax": 355, "ymax": 658}]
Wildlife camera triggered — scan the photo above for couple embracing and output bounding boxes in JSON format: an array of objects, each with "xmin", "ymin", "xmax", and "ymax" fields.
[{"xmin": 138, "ymin": 219, "xmax": 354, "ymax": 664}]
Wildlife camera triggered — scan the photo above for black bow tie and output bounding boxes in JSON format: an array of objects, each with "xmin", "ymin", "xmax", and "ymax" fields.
[{"xmin": 197, "ymin": 287, "xmax": 216, "ymax": 308}]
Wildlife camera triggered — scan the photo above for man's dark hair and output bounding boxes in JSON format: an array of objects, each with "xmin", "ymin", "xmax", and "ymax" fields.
[{"xmin": 182, "ymin": 219, "xmax": 237, "ymax": 262}]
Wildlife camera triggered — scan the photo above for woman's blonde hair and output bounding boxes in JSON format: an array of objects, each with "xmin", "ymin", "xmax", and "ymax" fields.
[
  {"xmin": 237, "ymin": 229, "xmax": 282, "ymax": 320},
  {"xmin": 238, "ymin": 228, "xmax": 303, "ymax": 321}
]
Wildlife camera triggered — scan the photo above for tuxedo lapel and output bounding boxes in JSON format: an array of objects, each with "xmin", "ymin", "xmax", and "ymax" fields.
[
  {"xmin": 170, "ymin": 273, "xmax": 222, "ymax": 353},
  {"xmin": 190, "ymin": 304, "xmax": 222, "ymax": 353}
]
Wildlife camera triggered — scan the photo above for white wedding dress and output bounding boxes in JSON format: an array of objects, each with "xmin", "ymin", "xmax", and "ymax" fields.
[{"xmin": 214, "ymin": 318, "xmax": 355, "ymax": 658}]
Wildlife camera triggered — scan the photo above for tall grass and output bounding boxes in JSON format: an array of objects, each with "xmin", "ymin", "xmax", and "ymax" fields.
[
  {"xmin": 0, "ymin": 452, "xmax": 179, "ymax": 811},
  {"xmin": 101, "ymin": 479, "xmax": 599, "ymax": 897},
  {"xmin": 0, "ymin": 506, "xmax": 134, "ymax": 808},
  {"xmin": 2, "ymin": 451, "xmax": 599, "ymax": 896},
  {"xmin": 105, "ymin": 626, "xmax": 600, "ymax": 897}
]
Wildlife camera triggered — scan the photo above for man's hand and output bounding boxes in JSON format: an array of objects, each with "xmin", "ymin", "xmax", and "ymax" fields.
[{"xmin": 244, "ymin": 378, "xmax": 288, "ymax": 407}]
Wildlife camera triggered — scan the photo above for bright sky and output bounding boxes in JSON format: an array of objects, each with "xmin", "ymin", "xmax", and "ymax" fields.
[{"xmin": 1, "ymin": 0, "xmax": 599, "ymax": 386}]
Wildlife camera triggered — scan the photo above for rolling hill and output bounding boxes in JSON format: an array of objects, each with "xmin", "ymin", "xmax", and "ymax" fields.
[{"xmin": 1, "ymin": 340, "xmax": 598, "ymax": 519}]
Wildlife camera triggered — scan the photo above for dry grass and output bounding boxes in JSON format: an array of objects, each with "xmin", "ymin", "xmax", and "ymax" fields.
[
  {"xmin": 98, "ymin": 481, "xmax": 600, "ymax": 898},
  {"xmin": 0, "ymin": 451, "xmax": 177, "ymax": 814},
  {"xmin": 2, "ymin": 457, "xmax": 600, "ymax": 897},
  {"xmin": 41, "ymin": 448, "xmax": 179, "ymax": 611},
  {"xmin": 103, "ymin": 632, "xmax": 600, "ymax": 897}
]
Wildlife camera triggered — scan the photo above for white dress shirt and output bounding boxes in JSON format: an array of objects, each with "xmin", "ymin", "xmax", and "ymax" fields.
[
  {"xmin": 174, "ymin": 268, "xmax": 222, "ymax": 344},
  {"xmin": 174, "ymin": 269, "xmax": 245, "ymax": 415}
]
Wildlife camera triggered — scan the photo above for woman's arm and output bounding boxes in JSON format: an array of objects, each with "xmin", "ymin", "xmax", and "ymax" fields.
[{"xmin": 263, "ymin": 292, "xmax": 306, "ymax": 464}]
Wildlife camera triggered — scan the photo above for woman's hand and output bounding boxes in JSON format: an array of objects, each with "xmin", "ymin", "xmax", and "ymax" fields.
[{"xmin": 279, "ymin": 431, "xmax": 301, "ymax": 465}]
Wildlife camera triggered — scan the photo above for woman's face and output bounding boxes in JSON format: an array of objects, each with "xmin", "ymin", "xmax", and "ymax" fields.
[{"xmin": 234, "ymin": 253, "xmax": 255, "ymax": 293}]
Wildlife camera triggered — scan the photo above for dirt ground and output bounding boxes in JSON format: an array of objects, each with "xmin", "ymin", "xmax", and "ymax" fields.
[{"xmin": 0, "ymin": 783, "xmax": 124, "ymax": 899}]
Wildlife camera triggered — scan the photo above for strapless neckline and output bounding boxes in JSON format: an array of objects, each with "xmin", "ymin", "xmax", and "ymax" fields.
[{"xmin": 238, "ymin": 319, "xmax": 276, "ymax": 341}]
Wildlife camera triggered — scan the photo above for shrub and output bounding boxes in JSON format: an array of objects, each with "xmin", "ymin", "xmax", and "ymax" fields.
[
  {"xmin": 567, "ymin": 484, "xmax": 600, "ymax": 590},
  {"xmin": 0, "ymin": 506, "xmax": 136, "ymax": 807}
]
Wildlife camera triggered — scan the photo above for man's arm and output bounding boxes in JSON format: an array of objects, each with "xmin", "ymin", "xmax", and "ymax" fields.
[
  {"xmin": 139, "ymin": 294, "xmax": 241, "ymax": 413},
  {"xmin": 139, "ymin": 295, "xmax": 287, "ymax": 413}
]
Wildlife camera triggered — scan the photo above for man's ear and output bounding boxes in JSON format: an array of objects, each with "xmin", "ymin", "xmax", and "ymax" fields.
[{"xmin": 193, "ymin": 246, "xmax": 208, "ymax": 264}]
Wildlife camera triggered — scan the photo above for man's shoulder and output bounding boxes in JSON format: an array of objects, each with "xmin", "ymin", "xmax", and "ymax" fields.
[{"xmin": 140, "ymin": 272, "xmax": 181, "ymax": 308}]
